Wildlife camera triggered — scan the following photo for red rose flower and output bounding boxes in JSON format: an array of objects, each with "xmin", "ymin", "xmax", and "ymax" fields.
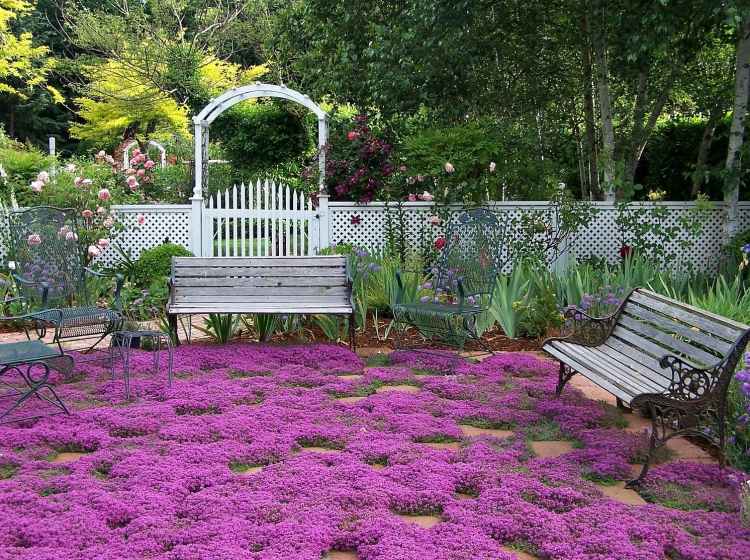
[
  {"xmin": 434, "ymin": 237, "xmax": 446, "ymax": 250},
  {"xmin": 619, "ymin": 244, "xmax": 633, "ymax": 259},
  {"xmin": 347, "ymin": 131, "xmax": 359, "ymax": 141}
]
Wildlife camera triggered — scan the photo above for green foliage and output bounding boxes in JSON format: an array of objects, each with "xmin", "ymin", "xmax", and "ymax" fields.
[
  {"xmin": 399, "ymin": 120, "xmax": 564, "ymax": 201},
  {"xmin": 213, "ymin": 101, "xmax": 309, "ymax": 179},
  {"xmin": 196, "ymin": 313, "xmax": 239, "ymax": 344},
  {"xmin": 313, "ymin": 314, "xmax": 346, "ymax": 342},
  {"xmin": 241, "ymin": 314, "xmax": 279, "ymax": 342},
  {"xmin": 119, "ymin": 278, "xmax": 170, "ymax": 322},
  {"xmin": 0, "ymin": 135, "xmax": 52, "ymax": 200},
  {"xmin": 489, "ymin": 269, "xmax": 529, "ymax": 339},
  {"xmin": 132, "ymin": 243, "xmax": 192, "ymax": 288},
  {"xmin": 146, "ymin": 163, "xmax": 193, "ymax": 203}
]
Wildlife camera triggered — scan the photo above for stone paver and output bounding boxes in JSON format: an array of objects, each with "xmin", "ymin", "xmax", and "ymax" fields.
[
  {"xmin": 596, "ymin": 482, "xmax": 647, "ymax": 506},
  {"xmin": 501, "ymin": 547, "xmax": 539, "ymax": 560},
  {"xmin": 323, "ymin": 551, "xmax": 358, "ymax": 560},
  {"xmin": 49, "ymin": 452, "xmax": 88, "ymax": 463},
  {"xmin": 528, "ymin": 440, "xmax": 574, "ymax": 459},
  {"xmin": 337, "ymin": 396, "xmax": 367, "ymax": 404},
  {"xmin": 421, "ymin": 442, "xmax": 461, "ymax": 451},
  {"xmin": 337, "ymin": 374, "xmax": 364, "ymax": 381},
  {"xmin": 298, "ymin": 447, "xmax": 342, "ymax": 454},
  {"xmin": 460, "ymin": 425, "xmax": 514, "ymax": 438},
  {"xmin": 395, "ymin": 514, "xmax": 441, "ymax": 528},
  {"xmin": 375, "ymin": 384, "xmax": 421, "ymax": 394}
]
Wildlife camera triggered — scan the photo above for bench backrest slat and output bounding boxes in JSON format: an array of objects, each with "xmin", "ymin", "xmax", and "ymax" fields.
[{"xmin": 169, "ymin": 256, "xmax": 352, "ymax": 313}]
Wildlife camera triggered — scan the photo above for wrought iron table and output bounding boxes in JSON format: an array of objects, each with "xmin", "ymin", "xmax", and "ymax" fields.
[
  {"xmin": 0, "ymin": 337, "xmax": 73, "ymax": 423},
  {"xmin": 109, "ymin": 330, "xmax": 173, "ymax": 400}
]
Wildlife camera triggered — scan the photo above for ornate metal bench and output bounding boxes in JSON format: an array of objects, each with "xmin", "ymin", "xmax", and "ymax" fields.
[
  {"xmin": 543, "ymin": 288, "xmax": 750, "ymax": 486},
  {"xmin": 166, "ymin": 256, "xmax": 355, "ymax": 349}
]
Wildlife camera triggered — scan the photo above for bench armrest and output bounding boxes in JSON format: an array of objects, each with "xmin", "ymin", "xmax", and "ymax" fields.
[
  {"xmin": 657, "ymin": 353, "xmax": 729, "ymax": 402},
  {"xmin": 547, "ymin": 305, "xmax": 622, "ymax": 347}
]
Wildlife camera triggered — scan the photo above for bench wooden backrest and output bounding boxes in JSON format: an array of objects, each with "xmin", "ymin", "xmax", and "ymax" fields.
[
  {"xmin": 168, "ymin": 256, "xmax": 353, "ymax": 314},
  {"xmin": 615, "ymin": 288, "xmax": 750, "ymax": 368}
]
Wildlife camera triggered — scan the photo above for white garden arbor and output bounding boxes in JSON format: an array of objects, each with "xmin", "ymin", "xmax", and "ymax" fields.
[{"xmin": 191, "ymin": 84, "xmax": 329, "ymax": 255}]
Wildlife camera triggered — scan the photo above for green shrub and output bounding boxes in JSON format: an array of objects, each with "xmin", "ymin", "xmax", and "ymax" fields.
[
  {"xmin": 0, "ymin": 140, "xmax": 53, "ymax": 203},
  {"xmin": 134, "ymin": 243, "xmax": 193, "ymax": 287},
  {"xmin": 213, "ymin": 101, "xmax": 309, "ymax": 178}
]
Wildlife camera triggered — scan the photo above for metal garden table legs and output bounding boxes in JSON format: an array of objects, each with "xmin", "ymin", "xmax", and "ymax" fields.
[{"xmin": 109, "ymin": 331, "xmax": 173, "ymax": 400}]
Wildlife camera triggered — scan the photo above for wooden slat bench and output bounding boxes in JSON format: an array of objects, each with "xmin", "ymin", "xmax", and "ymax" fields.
[
  {"xmin": 167, "ymin": 256, "xmax": 355, "ymax": 349},
  {"xmin": 543, "ymin": 288, "xmax": 750, "ymax": 486}
]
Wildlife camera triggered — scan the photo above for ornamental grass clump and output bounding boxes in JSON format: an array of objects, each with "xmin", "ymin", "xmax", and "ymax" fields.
[{"xmin": 0, "ymin": 344, "xmax": 748, "ymax": 558}]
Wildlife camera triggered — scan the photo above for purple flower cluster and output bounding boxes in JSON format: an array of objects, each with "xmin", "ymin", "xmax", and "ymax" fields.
[{"xmin": 0, "ymin": 344, "xmax": 748, "ymax": 559}]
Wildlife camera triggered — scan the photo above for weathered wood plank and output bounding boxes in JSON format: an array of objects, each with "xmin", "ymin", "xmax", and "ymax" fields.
[
  {"xmin": 601, "ymin": 338, "xmax": 671, "ymax": 381},
  {"xmin": 632, "ymin": 290, "xmax": 747, "ymax": 341},
  {"xmin": 543, "ymin": 344, "xmax": 635, "ymax": 404},
  {"xmin": 173, "ymin": 267, "xmax": 346, "ymax": 278},
  {"xmin": 173, "ymin": 256, "xmax": 346, "ymax": 267},
  {"xmin": 174, "ymin": 295, "xmax": 350, "ymax": 304},
  {"xmin": 174, "ymin": 286, "xmax": 350, "ymax": 296},
  {"xmin": 618, "ymin": 315, "xmax": 720, "ymax": 367},
  {"xmin": 622, "ymin": 302, "xmax": 733, "ymax": 354},
  {"xmin": 609, "ymin": 326, "xmax": 702, "ymax": 370},
  {"xmin": 173, "ymin": 276, "xmax": 348, "ymax": 288},
  {"xmin": 168, "ymin": 305, "xmax": 353, "ymax": 314},
  {"xmin": 550, "ymin": 342, "xmax": 661, "ymax": 395}
]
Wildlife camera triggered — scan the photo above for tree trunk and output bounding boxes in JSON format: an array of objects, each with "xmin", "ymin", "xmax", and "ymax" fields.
[
  {"xmin": 625, "ymin": 85, "xmax": 672, "ymax": 186},
  {"xmin": 581, "ymin": 14, "xmax": 600, "ymax": 199},
  {"xmin": 591, "ymin": 4, "xmax": 616, "ymax": 200},
  {"xmin": 691, "ymin": 107, "xmax": 722, "ymax": 197},
  {"xmin": 8, "ymin": 106, "xmax": 15, "ymax": 139},
  {"xmin": 724, "ymin": 14, "xmax": 750, "ymax": 242}
]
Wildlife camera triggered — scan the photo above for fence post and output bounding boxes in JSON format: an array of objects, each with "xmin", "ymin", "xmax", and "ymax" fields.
[
  {"xmin": 317, "ymin": 193, "xmax": 330, "ymax": 253},
  {"xmin": 191, "ymin": 120, "xmax": 205, "ymax": 256}
]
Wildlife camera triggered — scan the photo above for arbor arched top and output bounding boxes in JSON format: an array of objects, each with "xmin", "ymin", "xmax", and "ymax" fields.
[{"xmin": 194, "ymin": 83, "xmax": 327, "ymax": 125}]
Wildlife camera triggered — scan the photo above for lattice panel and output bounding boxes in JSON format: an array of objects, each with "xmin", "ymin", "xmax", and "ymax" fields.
[
  {"xmin": 95, "ymin": 205, "xmax": 192, "ymax": 267},
  {"xmin": 330, "ymin": 202, "xmax": 732, "ymax": 272}
]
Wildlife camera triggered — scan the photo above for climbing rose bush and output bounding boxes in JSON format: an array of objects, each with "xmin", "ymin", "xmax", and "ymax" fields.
[{"xmin": 0, "ymin": 344, "xmax": 748, "ymax": 559}]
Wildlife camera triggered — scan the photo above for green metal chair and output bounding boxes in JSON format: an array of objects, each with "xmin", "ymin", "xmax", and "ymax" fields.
[
  {"xmin": 6, "ymin": 206, "xmax": 123, "ymax": 353},
  {"xmin": 392, "ymin": 208, "xmax": 503, "ymax": 351}
]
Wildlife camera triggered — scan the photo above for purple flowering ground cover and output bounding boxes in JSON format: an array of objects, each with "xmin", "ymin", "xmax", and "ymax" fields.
[{"xmin": 0, "ymin": 344, "xmax": 749, "ymax": 560}]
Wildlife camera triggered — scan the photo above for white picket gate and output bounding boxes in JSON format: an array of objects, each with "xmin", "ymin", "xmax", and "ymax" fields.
[{"xmin": 202, "ymin": 179, "xmax": 321, "ymax": 257}]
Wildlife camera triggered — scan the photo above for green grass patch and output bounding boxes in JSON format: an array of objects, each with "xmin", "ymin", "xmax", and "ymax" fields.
[
  {"xmin": 174, "ymin": 404, "xmax": 221, "ymax": 416},
  {"xmin": 599, "ymin": 402, "xmax": 629, "ymax": 429},
  {"xmin": 365, "ymin": 455, "xmax": 389, "ymax": 467},
  {"xmin": 0, "ymin": 464, "xmax": 18, "ymax": 479},
  {"xmin": 506, "ymin": 539, "xmax": 541, "ymax": 557},
  {"xmin": 229, "ymin": 460, "xmax": 265, "ymax": 474},
  {"xmin": 412, "ymin": 367, "xmax": 446, "ymax": 376},
  {"xmin": 639, "ymin": 482, "xmax": 735, "ymax": 513},
  {"xmin": 228, "ymin": 369, "xmax": 272, "ymax": 379},
  {"xmin": 524, "ymin": 418, "xmax": 566, "ymax": 441},
  {"xmin": 582, "ymin": 472, "xmax": 619, "ymax": 486},
  {"xmin": 412, "ymin": 434, "xmax": 460, "ymax": 444},
  {"xmin": 459, "ymin": 416, "xmax": 515, "ymax": 430},
  {"xmin": 296, "ymin": 436, "xmax": 345, "ymax": 450},
  {"xmin": 365, "ymin": 353, "xmax": 391, "ymax": 367},
  {"xmin": 92, "ymin": 462, "xmax": 112, "ymax": 480},
  {"xmin": 234, "ymin": 392, "xmax": 264, "ymax": 406},
  {"xmin": 39, "ymin": 486, "xmax": 65, "ymax": 496}
]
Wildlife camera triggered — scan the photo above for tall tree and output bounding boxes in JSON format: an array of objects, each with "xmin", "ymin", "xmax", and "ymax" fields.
[
  {"xmin": 724, "ymin": 12, "xmax": 750, "ymax": 240},
  {"xmin": 0, "ymin": 0, "xmax": 60, "ymax": 138}
]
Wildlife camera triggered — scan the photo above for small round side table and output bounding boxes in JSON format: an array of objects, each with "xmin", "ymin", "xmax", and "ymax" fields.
[{"xmin": 109, "ymin": 330, "xmax": 173, "ymax": 399}]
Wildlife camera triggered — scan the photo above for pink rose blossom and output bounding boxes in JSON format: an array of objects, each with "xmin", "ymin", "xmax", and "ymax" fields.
[
  {"xmin": 126, "ymin": 168, "xmax": 136, "ymax": 175},
  {"xmin": 137, "ymin": 214, "xmax": 146, "ymax": 225},
  {"xmin": 97, "ymin": 238, "xmax": 110, "ymax": 249},
  {"xmin": 132, "ymin": 148, "xmax": 141, "ymax": 157},
  {"xmin": 87, "ymin": 244, "xmax": 101, "ymax": 257},
  {"xmin": 96, "ymin": 150, "xmax": 107, "ymax": 158},
  {"xmin": 65, "ymin": 231, "xmax": 77, "ymax": 241},
  {"xmin": 96, "ymin": 206, "xmax": 107, "ymax": 215},
  {"xmin": 444, "ymin": 162, "xmax": 455, "ymax": 173},
  {"xmin": 407, "ymin": 193, "xmax": 417, "ymax": 202},
  {"xmin": 144, "ymin": 160, "xmax": 156, "ymax": 169},
  {"xmin": 136, "ymin": 169, "xmax": 146, "ymax": 177},
  {"xmin": 98, "ymin": 188, "xmax": 111, "ymax": 201},
  {"xmin": 74, "ymin": 176, "xmax": 84, "ymax": 187},
  {"xmin": 81, "ymin": 209, "xmax": 94, "ymax": 219},
  {"xmin": 30, "ymin": 180, "xmax": 43, "ymax": 193},
  {"xmin": 27, "ymin": 233, "xmax": 41, "ymax": 246},
  {"xmin": 103, "ymin": 217, "xmax": 114, "ymax": 228},
  {"xmin": 36, "ymin": 171, "xmax": 50, "ymax": 183},
  {"xmin": 418, "ymin": 191, "xmax": 434, "ymax": 202}
]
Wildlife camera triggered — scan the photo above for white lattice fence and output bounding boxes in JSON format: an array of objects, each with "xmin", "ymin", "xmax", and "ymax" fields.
[
  {"xmin": 95, "ymin": 204, "xmax": 192, "ymax": 267},
  {"xmin": 328, "ymin": 201, "xmax": 742, "ymax": 271}
]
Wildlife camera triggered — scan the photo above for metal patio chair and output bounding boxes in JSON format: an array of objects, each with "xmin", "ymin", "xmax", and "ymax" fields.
[
  {"xmin": 6, "ymin": 206, "xmax": 123, "ymax": 353},
  {"xmin": 392, "ymin": 208, "xmax": 503, "ymax": 352}
]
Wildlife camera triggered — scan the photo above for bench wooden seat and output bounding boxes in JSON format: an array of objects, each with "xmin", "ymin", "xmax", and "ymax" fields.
[
  {"xmin": 543, "ymin": 288, "xmax": 750, "ymax": 487},
  {"xmin": 167, "ymin": 256, "xmax": 355, "ymax": 349}
]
